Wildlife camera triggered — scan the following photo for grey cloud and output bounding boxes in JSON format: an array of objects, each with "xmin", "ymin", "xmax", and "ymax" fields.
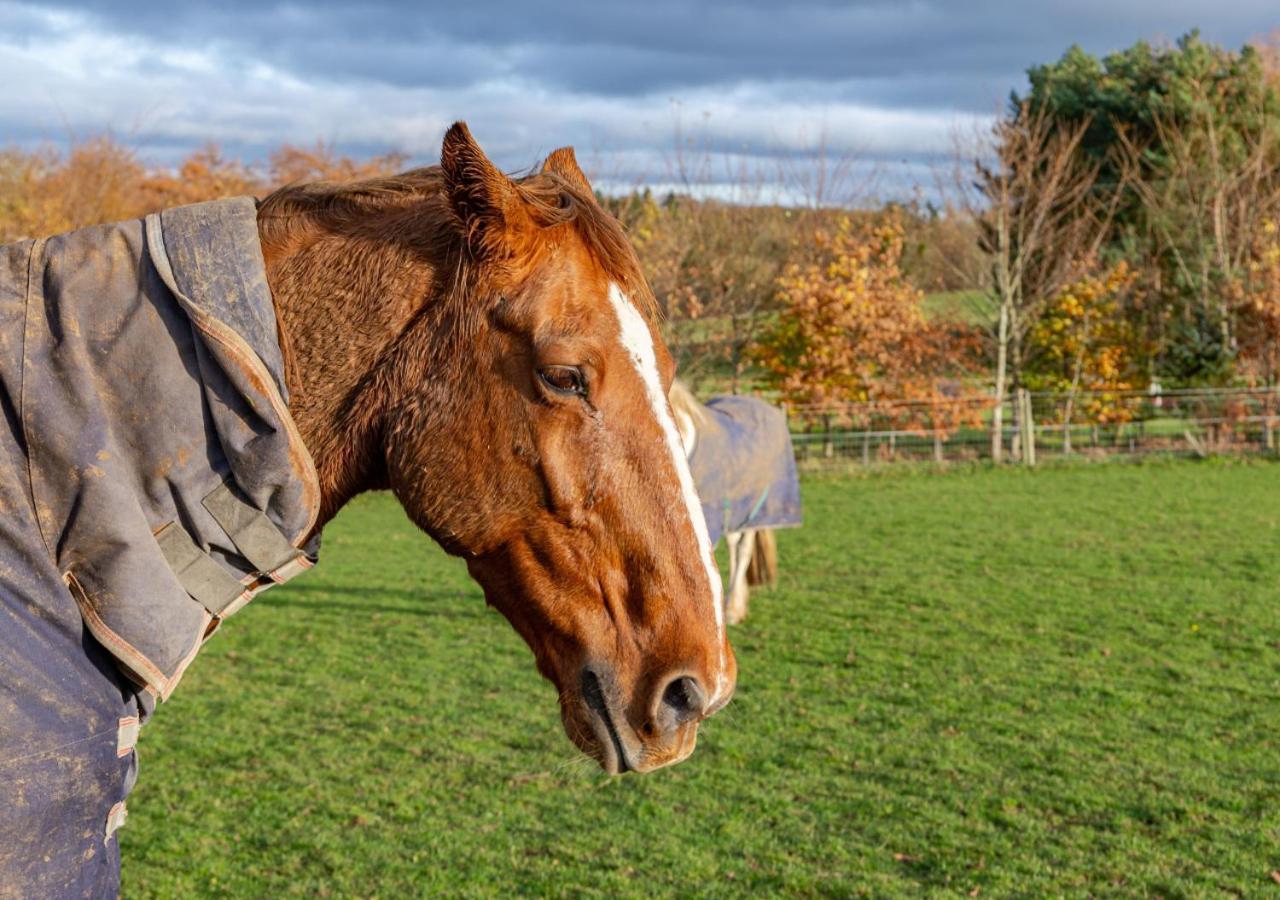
[
  {"xmin": 1, "ymin": 0, "xmax": 1275, "ymax": 200},
  {"xmin": 22, "ymin": 0, "xmax": 1275, "ymax": 103}
]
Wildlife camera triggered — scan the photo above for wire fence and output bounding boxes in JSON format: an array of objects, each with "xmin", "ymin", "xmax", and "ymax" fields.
[{"xmin": 785, "ymin": 387, "xmax": 1280, "ymax": 468}]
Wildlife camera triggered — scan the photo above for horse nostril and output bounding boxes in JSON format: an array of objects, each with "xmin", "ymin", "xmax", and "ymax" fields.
[
  {"xmin": 580, "ymin": 668, "xmax": 607, "ymax": 714},
  {"xmin": 660, "ymin": 675, "xmax": 705, "ymax": 723}
]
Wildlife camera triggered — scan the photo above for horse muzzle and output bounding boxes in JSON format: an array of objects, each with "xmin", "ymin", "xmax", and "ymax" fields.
[{"xmin": 573, "ymin": 665, "xmax": 714, "ymax": 775}]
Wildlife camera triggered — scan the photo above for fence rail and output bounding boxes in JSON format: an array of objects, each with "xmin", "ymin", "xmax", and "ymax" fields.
[{"xmin": 784, "ymin": 387, "xmax": 1280, "ymax": 467}]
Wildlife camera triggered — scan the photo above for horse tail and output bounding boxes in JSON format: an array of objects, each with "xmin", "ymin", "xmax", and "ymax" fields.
[{"xmin": 746, "ymin": 529, "xmax": 777, "ymax": 587}]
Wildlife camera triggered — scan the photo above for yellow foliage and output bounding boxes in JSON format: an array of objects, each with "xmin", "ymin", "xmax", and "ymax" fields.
[{"xmin": 1025, "ymin": 261, "xmax": 1139, "ymax": 423}]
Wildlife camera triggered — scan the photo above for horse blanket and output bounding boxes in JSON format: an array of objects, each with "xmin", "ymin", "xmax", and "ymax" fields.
[
  {"xmin": 687, "ymin": 395, "xmax": 802, "ymax": 545},
  {"xmin": 0, "ymin": 198, "xmax": 319, "ymax": 897}
]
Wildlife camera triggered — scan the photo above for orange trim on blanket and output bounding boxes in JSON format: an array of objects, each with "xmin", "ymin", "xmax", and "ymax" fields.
[
  {"xmin": 146, "ymin": 213, "xmax": 320, "ymax": 545},
  {"xmin": 188, "ymin": 313, "xmax": 321, "ymax": 542},
  {"xmin": 65, "ymin": 570, "xmax": 210, "ymax": 702},
  {"xmin": 66, "ymin": 571, "xmax": 172, "ymax": 697},
  {"xmin": 19, "ymin": 237, "xmax": 57, "ymax": 565},
  {"xmin": 116, "ymin": 716, "xmax": 140, "ymax": 757}
]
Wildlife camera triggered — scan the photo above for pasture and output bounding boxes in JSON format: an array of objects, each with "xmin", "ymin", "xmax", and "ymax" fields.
[{"xmin": 122, "ymin": 461, "xmax": 1279, "ymax": 896}]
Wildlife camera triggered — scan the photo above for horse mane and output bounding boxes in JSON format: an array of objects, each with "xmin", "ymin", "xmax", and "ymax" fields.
[
  {"xmin": 257, "ymin": 167, "xmax": 446, "ymax": 240},
  {"xmin": 668, "ymin": 380, "xmax": 709, "ymax": 427},
  {"xmin": 256, "ymin": 165, "xmax": 656, "ymax": 317}
]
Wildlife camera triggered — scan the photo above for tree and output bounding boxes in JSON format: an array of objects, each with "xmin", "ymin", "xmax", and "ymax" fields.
[
  {"xmin": 1113, "ymin": 74, "xmax": 1280, "ymax": 381},
  {"xmin": 751, "ymin": 217, "xmax": 922, "ymax": 402},
  {"xmin": 955, "ymin": 105, "xmax": 1121, "ymax": 460},
  {"xmin": 1022, "ymin": 32, "xmax": 1280, "ymax": 383},
  {"xmin": 0, "ymin": 136, "xmax": 410, "ymax": 244},
  {"xmin": 0, "ymin": 137, "xmax": 145, "ymax": 242},
  {"xmin": 140, "ymin": 144, "xmax": 262, "ymax": 209},
  {"xmin": 753, "ymin": 214, "xmax": 981, "ymax": 414},
  {"xmin": 613, "ymin": 190, "xmax": 798, "ymax": 393},
  {"xmin": 610, "ymin": 117, "xmax": 876, "ymax": 394},
  {"xmin": 1234, "ymin": 220, "xmax": 1280, "ymax": 387},
  {"xmin": 1023, "ymin": 261, "xmax": 1141, "ymax": 444},
  {"xmin": 268, "ymin": 141, "xmax": 407, "ymax": 185}
]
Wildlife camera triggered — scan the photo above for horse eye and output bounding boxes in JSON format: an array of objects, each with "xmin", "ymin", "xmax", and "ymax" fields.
[{"xmin": 538, "ymin": 365, "xmax": 586, "ymax": 396}]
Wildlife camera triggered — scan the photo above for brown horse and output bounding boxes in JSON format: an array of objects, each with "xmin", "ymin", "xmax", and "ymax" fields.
[
  {"xmin": 260, "ymin": 123, "xmax": 736, "ymax": 771},
  {"xmin": 0, "ymin": 122, "xmax": 736, "ymax": 895}
]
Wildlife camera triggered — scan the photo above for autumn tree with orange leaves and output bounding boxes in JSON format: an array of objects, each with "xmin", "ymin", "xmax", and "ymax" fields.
[
  {"xmin": 0, "ymin": 136, "xmax": 407, "ymax": 244},
  {"xmin": 752, "ymin": 215, "xmax": 983, "ymax": 444},
  {"xmin": 753, "ymin": 217, "xmax": 920, "ymax": 404}
]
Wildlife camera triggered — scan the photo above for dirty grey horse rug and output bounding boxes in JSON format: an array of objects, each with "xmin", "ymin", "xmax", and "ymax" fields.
[
  {"xmin": 0, "ymin": 198, "xmax": 318, "ymax": 897},
  {"xmin": 686, "ymin": 395, "xmax": 802, "ymax": 546}
]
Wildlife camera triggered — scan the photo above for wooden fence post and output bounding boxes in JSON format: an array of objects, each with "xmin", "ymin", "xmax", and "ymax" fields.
[
  {"xmin": 930, "ymin": 402, "xmax": 943, "ymax": 463},
  {"xmin": 1018, "ymin": 389, "xmax": 1037, "ymax": 467},
  {"xmin": 1266, "ymin": 388, "xmax": 1277, "ymax": 453}
]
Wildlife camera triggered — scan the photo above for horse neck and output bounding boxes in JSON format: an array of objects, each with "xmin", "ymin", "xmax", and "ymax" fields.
[{"xmin": 261, "ymin": 224, "xmax": 437, "ymax": 530}]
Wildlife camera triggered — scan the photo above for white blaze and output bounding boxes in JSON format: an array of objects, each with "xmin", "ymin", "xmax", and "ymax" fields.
[{"xmin": 607, "ymin": 283, "xmax": 728, "ymax": 703}]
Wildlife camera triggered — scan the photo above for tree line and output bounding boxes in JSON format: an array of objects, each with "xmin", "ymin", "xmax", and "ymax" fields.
[
  {"xmin": 610, "ymin": 31, "xmax": 1280, "ymax": 452},
  {"xmin": 0, "ymin": 139, "xmax": 408, "ymax": 243},
  {"xmin": 3, "ymin": 30, "xmax": 1277, "ymax": 455}
]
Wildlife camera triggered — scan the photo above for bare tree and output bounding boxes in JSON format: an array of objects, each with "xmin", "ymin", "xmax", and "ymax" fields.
[
  {"xmin": 774, "ymin": 124, "xmax": 878, "ymax": 210},
  {"xmin": 666, "ymin": 122, "xmax": 778, "ymax": 390},
  {"xmin": 952, "ymin": 104, "xmax": 1124, "ymax": 460}
]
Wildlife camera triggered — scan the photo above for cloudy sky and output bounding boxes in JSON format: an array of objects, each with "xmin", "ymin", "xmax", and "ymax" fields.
[{"xmin": 0, "ymin": 1, "xmax": 1274, "ymax": 199}]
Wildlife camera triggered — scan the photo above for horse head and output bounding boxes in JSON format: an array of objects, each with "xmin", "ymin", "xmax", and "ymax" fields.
[{"xmin": 262, "ymin": 123, "xmax": 735, "ymax": 774}]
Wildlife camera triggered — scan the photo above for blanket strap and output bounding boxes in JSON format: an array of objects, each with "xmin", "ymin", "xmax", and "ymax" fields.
[
  {"xmin": 154, "ymin": 522, "xmax": 245, "ymax": 617},
  {"xmin": 202, "ymin": 482, "xmax": 305, "ymax": 575},
  {"xmin": 155, "ymin": 482, "xmax": 308, "ymax": 618}
]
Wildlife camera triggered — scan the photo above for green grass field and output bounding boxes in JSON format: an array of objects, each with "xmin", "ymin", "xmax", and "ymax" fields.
[
  {"xmin": 121, "ymin": 461, "xmax": 1280, "ymax": 897},
  {"xmin": 922, "ymin": 289, "xmax": 992, "ymax": 326}
]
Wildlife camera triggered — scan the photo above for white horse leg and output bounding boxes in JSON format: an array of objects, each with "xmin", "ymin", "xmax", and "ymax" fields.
[{"xmin": 725, "ymin": 528, "xmax": 756, "ymax": 625}]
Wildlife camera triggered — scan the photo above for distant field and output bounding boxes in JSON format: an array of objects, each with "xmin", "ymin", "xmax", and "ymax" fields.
[
  {"xmin": 923, "ymin": 289, "xmax": 991, "ymax": 325},
  {"xmin": 122, "ymin": 461, "xmax": 1280, "ymax": 896}
]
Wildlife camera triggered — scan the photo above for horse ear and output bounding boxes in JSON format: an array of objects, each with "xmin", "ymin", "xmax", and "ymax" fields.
[
  {"xmin": 542, "ymin": 147, "xmax": 593, "ymax": 194},
  {"xmin": 440, "ymin": 122, "xmax": 529, "ymax": 257}
]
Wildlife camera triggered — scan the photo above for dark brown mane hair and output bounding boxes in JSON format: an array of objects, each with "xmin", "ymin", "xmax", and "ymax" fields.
[{"xmin": 256, "ymin": 165, "xmax": 656, "ymax": 315}]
